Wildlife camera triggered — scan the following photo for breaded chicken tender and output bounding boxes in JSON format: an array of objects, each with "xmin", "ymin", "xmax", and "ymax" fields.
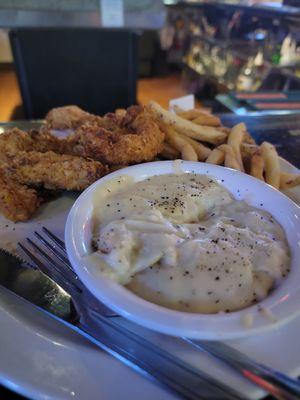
[
  {"xmin": 0, "ymin": 128, "xmax": 34, "ymax": 154},
  {"xmin": 45, "ymin": 105, "xmax": 94, "ymax": 130},
  {"xmin": 64, "ymin": 106, "xmax": 165, "ymax": 165},
  {"xmin": 6, "ymin": 151, "xmax": 108, "ymax": 191},
  {"xmin": 0, "ymin": 128, "xmax": 65, "ymax": 155},
  {"xmin": 0, "ymin": 172, "xmax": 40, "ymax": 222}
]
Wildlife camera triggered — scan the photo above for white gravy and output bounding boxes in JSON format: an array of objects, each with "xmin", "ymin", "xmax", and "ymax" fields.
[{"xmin": 86, "ymin": 173, "xmax": 290, "ymax": 313}]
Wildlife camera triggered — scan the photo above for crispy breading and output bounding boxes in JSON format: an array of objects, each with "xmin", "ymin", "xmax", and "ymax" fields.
[
  {"xmin": 0, "ymin": 128, "xmax": 34, "ymax": 154},
  {"xmin": 0, "ymin": 171, "xmax": 40, "ymax": 222},
  {"xmin": 6, "ymin": 151, "xmax": 108, "ymax": 191},
  {"xmin": 5, "ymin": 106, "xmax": 164, "ymax": 166},
  {"xmin": 64, "ymin": 106, "xmax": 165, "ymax": 165},
  {"xmin": 0, "ymin": 128, "xmax": 65, "ymax": 155},
  {"xmin": 45, "ymin": 105, "xmax": 95, "ymax": 130}
]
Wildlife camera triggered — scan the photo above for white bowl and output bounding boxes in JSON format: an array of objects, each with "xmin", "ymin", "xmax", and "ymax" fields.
[{"xmin": 65, "ymin": 161, "xmax": 300, "ymax": 340}]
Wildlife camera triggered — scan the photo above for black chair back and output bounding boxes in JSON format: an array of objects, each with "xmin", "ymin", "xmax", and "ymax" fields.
[{"xmin": 10, "ymin": 28, "xmax": 138, "ymax": 118}]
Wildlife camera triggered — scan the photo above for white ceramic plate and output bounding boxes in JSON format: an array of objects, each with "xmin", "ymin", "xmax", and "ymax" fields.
[
  {"xmin": 0, "ymin": 159, "xmax": 300, "ymax": 400},
  {"xmin": 66, "ymin": 161, "xmax": 300, "ymax": 340}
]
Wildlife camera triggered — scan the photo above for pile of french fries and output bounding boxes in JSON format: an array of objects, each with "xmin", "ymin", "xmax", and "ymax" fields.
[{"xmin": 148, "ymin": 101, "xmax": 300, "ymax": 190}]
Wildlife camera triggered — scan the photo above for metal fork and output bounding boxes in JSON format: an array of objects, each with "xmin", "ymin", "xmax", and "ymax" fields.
[
  {"xmin": 18, "ymin": 227, "xmax": 244, "ymax": 400},
  {"xmin": 20, "ymin": 228, "xmax": 300, "ymax": 400}
]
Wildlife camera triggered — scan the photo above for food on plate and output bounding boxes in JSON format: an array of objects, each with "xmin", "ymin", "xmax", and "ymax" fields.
[
  {"xmin": 192, "ymin": 114, "xmax": 221, "ymax": 127},
  {"xmin": 156, "ymin": 104, "xmax": 300, "ymax": 189},
  {"xmin": 280, "ymin": 171, "xmax": 300, "ymax": 189},
  {"xmin": 176, "ymin": 133, "xmax": 211, "ymax": 161},
  {"xmin": 260, "ymin": 142, "xmax": 280, "ymax": 189},
  {"xmin": 227, "ymin": 123, "xmax": 246, "ymax": 172},
  {"xmin": 45, "ymin": 105, "xmax": 93, "ymax": 130},
  {"xmin": 160, "ymin": 142, "xmax": 180, "ymax": 159},
  {"xmin": 250, "ymin": 150, "xmax": 264, "ymax": 181},
  {"xmin": 0, "ymin": 128, "xmax": 35, "ymax": 154},
  {"xmin": 0, "ymin": 172, "xmax": 40, "ymax": 222},
  {"xmin": 4, "ymin": 151, "xmax": 107, "ymax": 191},
  {"xmin": 174, "ymin": 108, "xmax": 221, "ymax": 127},
  {"xmin": 62, "ymin": 105, "xmax": 165, "ymax": 165},
  {"xmin": 217, "ymin": 144, "xmax": 243, "ymax": 171},
  {"xmin": 163, "ymin": 124, "xmax": 197, "ymax": 161},
  {"xmin": 0, "ymin": 128, "xmax": 65, "ymax": 155},
  {"xmin": 42, "ymin": 105, "xmax": 165, "ymax": 166},
  {"xmin": 0, "ymin": 101, "xmax": 299, "ymax": 223},
  {"xmin": 0, "ymin": 105, "xmax": 165, "ymax": 221},
  {"xmin": 205, "ymin": 148, "xmax": 225, "ymax": 165},
  {"xmin": 159, "ymin": 126, "xmax": 211, "ymax": 162},
  {"xmin": 148, "ymin": 101, "xmax": 227, "ymax": 145},
  {"xmin": 87, "ymin": 173, "xmax": 290, "ymax": 314}
]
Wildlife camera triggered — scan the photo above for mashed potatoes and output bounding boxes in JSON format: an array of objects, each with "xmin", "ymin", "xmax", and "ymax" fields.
[{"xmin": 87, "ymin": 173, "xmax": 290, "ymax": 313}]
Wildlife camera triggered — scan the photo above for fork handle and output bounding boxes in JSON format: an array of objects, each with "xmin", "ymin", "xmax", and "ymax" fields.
[
  {"xmin": 186, "ymin": 339, "xmax": 300, "ymax": 400},
  {"xmin": 74, "ymin": 310, "xmax": 244, "ymax": 400}
]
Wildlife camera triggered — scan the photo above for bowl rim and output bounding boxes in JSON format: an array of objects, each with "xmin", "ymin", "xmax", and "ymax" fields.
[{"xmin": 65, "ymin": 161, "xmax": 300, "ymax": 340}]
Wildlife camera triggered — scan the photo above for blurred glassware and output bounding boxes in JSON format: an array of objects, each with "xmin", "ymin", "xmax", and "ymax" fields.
[{"xmin": 167, "ymin": 2, "xmax": 300, "ymax": 92}]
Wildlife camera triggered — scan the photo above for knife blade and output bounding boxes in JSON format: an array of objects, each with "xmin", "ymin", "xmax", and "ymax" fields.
[
  {"xmin": 0, "ymin": 248, "xmax": 245, "ymax": 400},
  {"xmin": 0, "ymin": 247, "xmax": 73, "ymax": 320}
]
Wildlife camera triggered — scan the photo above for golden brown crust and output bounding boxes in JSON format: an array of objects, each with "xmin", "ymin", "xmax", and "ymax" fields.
[
  {"xmin": 0, "ymin": 127, "xmax": 67, "ymax": 155},
  {"xmin": 6, "ymin": 151, "xmax": 108, "ymax": 191},
  {"xmin": 0, "ymin": 171, "xmax": 40, "ymax": 222},
  {"xmin": 45, "ymin": 105, "xmax": 93, "ymax": 130},
  {"xmin": 0, "ymin": 128, "xmax": 34, "ymax": 154},
  {"xmin": 65, "ymin": 106, "xmax": 165, "ymax": 165}
]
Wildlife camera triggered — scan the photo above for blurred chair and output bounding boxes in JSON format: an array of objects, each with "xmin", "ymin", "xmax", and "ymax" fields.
[{"xmin": 9, "ymin": 28, "xmax": 138, "ymax": 119}]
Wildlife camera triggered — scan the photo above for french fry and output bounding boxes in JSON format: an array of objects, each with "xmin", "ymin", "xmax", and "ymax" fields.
[
  {"xmin": 241, "ymin": 143, "xmax": 259, "ymax": 159},
  {"xmin": 280, "ymin": 172, "xmax": 300, "ymax": 189},
  {"xmin": 218, "ymin": 144, "xmax": 242, "ymax": 171},
  {"xmin": 244, "ymin": 131, "xmax": 256, "ymax": 145},
  {"xmin": 148, "ymin": 101, "xmax": 227, "ymax": 145},
  {"xmin": 159, "ymin": 142, "xmax": 180, "ymax": 159},
  {"xmin": 206, "ymin": 148, "xmax": 225, "ymax": 165},
  {"xmin": 250, "ymin": 151, "xmax": 264, "ymax": 181},
  {"xmin": 164, "ymin": 125, "xmax": 198, "ymax": 161},
  {"xmin": 172, "ymin": 105, "xmax": 184, "ymax": 114},
  {"xmin": 228, "ymin": 123, "xmax": 246, "ymax": 172},
  {"xmin": 260, "ymin": 142, "xmax": 280, "ymax": 189},
  {"xmin": 176, "ymin": 132, "xmax": 211, "ymax": 161},
  {"xmin": 175, "ymin": 109, "xmax": 207, "ymax": 120},
  {"xmin": 150, "ymin": 102, "xmax": 300, "ymax": 189},
  {"xmin": 181, "ymin": 143, "xmax": 198, "ymax": 161},
  {"xmin": 240, "ymin": 144, "xmax": 258, "ymax": 175},
  {"xmin": 163, "ymin": 142, "xmax": 180, "ymax": 157},
  {"xmin": 192, "ymin": 114, "xmax": 221, "ymax": 127},
  {"xmin": 218, "ymin": 127, "xmax": 231, "ymax": 135}
]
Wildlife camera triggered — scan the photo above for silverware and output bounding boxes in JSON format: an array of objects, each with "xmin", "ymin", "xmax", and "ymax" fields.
[
  {"xmin": 186, "ymin": 339, "xmax": 300, "ymax": 400},
  {"xmin": 18, "ymin": 227, "xmax": 300, "ymax": 400},
  {"xmin": 0, "ymin": 242, "xmax": 243, "ymax": 399}
]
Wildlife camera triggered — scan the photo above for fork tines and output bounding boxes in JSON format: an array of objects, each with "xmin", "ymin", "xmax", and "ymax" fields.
[{"xmin": 18, "ymin": 227, "xmax": 82, "ymax": 293}]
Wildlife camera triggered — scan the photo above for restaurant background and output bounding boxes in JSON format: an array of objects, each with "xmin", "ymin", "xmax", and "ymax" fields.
[{"xmin": 1, "ymin": 0, "xmax": 300, "ymax": 121}]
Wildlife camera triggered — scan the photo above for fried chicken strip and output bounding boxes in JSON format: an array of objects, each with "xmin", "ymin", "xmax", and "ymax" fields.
[
  {"xmin": 0, "ymin": 172, "xmax": 40, "ymax": 222},
  {"xmin": 6, "ymin": 151, "xmax": 108, "ymax": 191},
  {"xmin": 64, "ymin": 105, "xmax": 165, "ymax": 165},
  {"xmin": 45, "ymin": 105, "xmax": 94, "ymax": 130},
  {"xmin": 0, "ymin": 128, "xmax": 66, "ymax": 155}
]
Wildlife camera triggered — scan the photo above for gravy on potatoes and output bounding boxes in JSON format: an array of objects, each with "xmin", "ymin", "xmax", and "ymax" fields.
[{"xmin": 86, "ymin": 173, "xmax": 290, "ymax": 313}]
